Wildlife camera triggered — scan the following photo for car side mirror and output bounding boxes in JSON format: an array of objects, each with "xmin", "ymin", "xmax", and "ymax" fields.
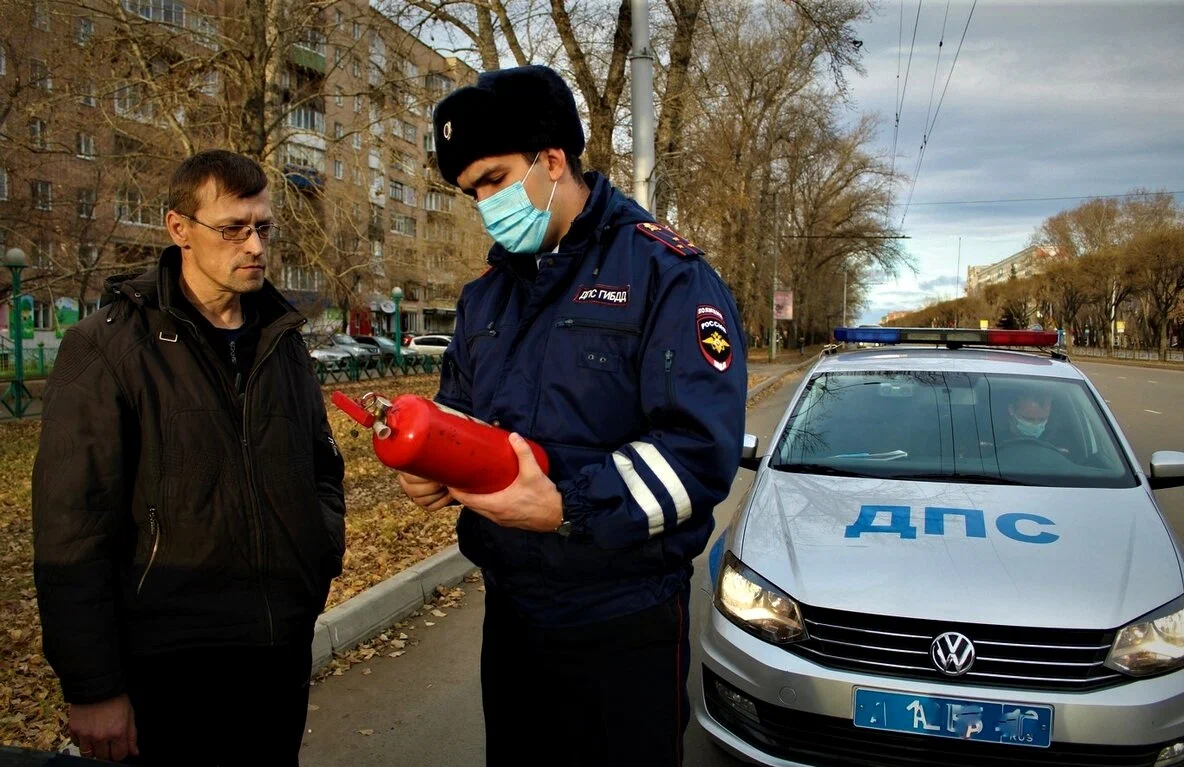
[
  {"xmin": 1149, "ymin": 451, "xmax": 1184, "ymax": 490},
  {"xmin": 739, "ymin": 433, "xmax": 762, "ymax": 471}
]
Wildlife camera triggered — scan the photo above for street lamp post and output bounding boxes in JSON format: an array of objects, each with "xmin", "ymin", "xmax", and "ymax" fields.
[
  {"xmin": 391, "ymin": 286, "xmax": 403, "ymax": 371},
  {"xmin": 3, "ymin": 248, "xmax": 32, "ymax": 418}
]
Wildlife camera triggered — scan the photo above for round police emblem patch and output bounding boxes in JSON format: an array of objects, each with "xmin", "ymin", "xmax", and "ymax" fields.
[{"xmin": 697, "ymin": 305, "xmax": 732, "ymax": 372}]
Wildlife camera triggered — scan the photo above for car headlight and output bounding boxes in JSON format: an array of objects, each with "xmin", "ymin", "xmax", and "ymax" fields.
[
  {"xmin": 713, "ymin": 551, "xmax": 807, "ymax": 645},
  {"xmin": 1105, "ymin": 594, "xmax": 1184, "ymax": 677}
]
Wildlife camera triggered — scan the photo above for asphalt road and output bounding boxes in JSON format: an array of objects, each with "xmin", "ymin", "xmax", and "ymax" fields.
[{"xmin": 300, "ymin": 359, "xmax": 1184, "ymax": 767}]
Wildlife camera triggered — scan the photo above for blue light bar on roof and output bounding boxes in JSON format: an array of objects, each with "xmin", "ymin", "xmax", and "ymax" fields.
[
  {"xmin": 834, "ymin": 327, "xmax": 1059, "ymax": 347},
  {"xmin": 834, "ymin": 327, "xmax": 901, "ymax": 344}
]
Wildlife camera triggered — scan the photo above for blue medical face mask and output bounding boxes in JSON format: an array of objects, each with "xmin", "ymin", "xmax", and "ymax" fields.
[
  {"xmin": 1013, "ymin": 415, "xmax": 1048, "ymax": 439},
  {"xmin": 476, "ymin": 154, "xmax": 557, "ymax": 254}
]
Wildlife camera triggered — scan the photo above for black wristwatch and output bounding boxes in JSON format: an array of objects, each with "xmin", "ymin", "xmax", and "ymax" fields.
[{"xmin": 554, "ymin": 496, "xmax": 573, "ymax": 538}]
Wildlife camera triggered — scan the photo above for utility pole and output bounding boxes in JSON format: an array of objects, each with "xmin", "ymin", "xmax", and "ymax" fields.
[
  {"xmin": 842, "ymin": 266, "xmax": 848, "ymax": 328},
  {"xmin": 630, "ymin": 0, "xmax": 655, "ymax": 211},
  {"xmin": 954, "ymin": 236, "xmax": 961, "ymax": 327},
  {"xmin": 770, "ymin": 191, "xmax": 780, "ymax": 362}
]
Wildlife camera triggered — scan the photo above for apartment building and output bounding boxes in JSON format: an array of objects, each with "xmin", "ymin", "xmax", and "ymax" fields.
[
  {"xmin": 965, "ymin": 245, "xmax": 1056, "ymax": 295},
  {"xmin": 0, "ymin": 0, "xmax": 488, "ymax": 348}
]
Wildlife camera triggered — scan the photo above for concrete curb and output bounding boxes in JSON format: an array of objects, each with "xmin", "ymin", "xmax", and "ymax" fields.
[
  {"xmin": 313, "ymin": 546, "xmax": 477, "ymax": 670},
  {"xmin": 746, "ymin": 356, "xmax": 818, "ymax": 400},
  {"xmin": 311, "ymin": 353, "xmax": 821, "ymax": 670}
]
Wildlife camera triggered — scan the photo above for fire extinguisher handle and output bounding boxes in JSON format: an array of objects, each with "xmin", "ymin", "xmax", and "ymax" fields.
[{"xmin": 331, "ymin": 391, "xmax": 376, "ymax": 429}]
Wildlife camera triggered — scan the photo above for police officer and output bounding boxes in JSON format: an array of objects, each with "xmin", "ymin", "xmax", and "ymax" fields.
[{"xmin": 400, "ymin": 65, "xmax": 747, "ymax": 766}]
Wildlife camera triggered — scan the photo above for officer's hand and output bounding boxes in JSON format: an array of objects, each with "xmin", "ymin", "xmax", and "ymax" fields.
[
  {"xmin": 449, "ymin": 433, "xmax": 563, "ymax": 533},
  {"xmin": 399, "ymin": 472, "xmax": 455, "ymax": 511},
  {"xmin": 69, "ymin": 693, "xmax": 138, "ymax": 761}
]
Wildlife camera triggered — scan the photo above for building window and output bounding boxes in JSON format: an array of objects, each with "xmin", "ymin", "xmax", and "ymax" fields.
[
  {"xmin": 404, "ymin": 186, "xmax": 417, "ymax": 207},
  {"xmin": 123, "ymin": 0, "xmax": 185, "ymax": 26},
  {"xmin": 279, "ymin": 141, "xmax": 325, "ymax": 172},
  {"xmin": 425, "ymin": 191, "xmax": 453, "ymax": 212},
  {"xmin": 352, "ymin": 167, "xmax": 362, "ymax": 186},
  {"xmin": 389, "ymin": 180, "xmax": 404, "ymax": 203},
  {"xmin": 285, "ymin": 104, "xmax": 325, "ymax": 134},
  {"xmin": 32, "ymin": 180, "xmax": 53, "ymax": 211},
  {"xmin": 114, "ymin": 83, "xmax": 153, "ymax": 121},
  {"xmin": 334, "ymin": 87, "xmax": 343, "ymax": 107},
  {"xmin": 352, "ymin": 21, "xmax": 361, "ymax": 40},
  {"xmin": 333, "ymin": 122, "xmax": 344, "ymax": 139},
  {"xmin": 76, "ymin": 132, "xmax": 96, "ymax": 159},
  {"xmin": 29, "ymin": 119, "xmax": 47, "ymax": 149},
  {"xmin": 0, "ymin": 168, "xmax": 7, "ymax": 200},
  {"xmin": 191, "ymin": 13, "xmax": 219, "ymax": 50},
  {"xmin": 334, "ymin": 159, "xmax": 344, "ymax": 180},
  {"xmin": 423, "ymin": 132, "xmax": 435, "ymax": 153},
  {"xmin": 351, "ymin": 57, "xmax": 360, "ymax": 78},
  {"xmin": 33, "ymin": 301, "xmax": 53, "ymax": 329},
  {"xmin": 352, "ymin": 133, "xmax": 362, "ymax": 150},
  {"xmin": 75, "ymin": 16, "xmax": 93, "ymax": 44},
  {"xmin": 334, "ymin": 9, "xmax": 343, "ymax": 26},
  {"xmin": 32, "ymin": 1, "xmax": 49, "ymax": 30},
  {"xmin": 30, "ymin": 59, "xmax": 51, "ymax": 91},
  {"xmin": 77, "ymin": 188, "xmax": 97, "ymax": 219},
  {"xmin": 115, "ymin": 187, "xmax": 164, "ymax": 226},
  {"xmin": 199, "ymin": 71, "xmax": 218, "ymax": 97},
  {"xmin": 392, "ymin": 215, "xmax": 417, "ymax": 238},
  {"xmin": 401, "ymin": 120, "xmax": 417, "ymax": 143},
  {"xmin": 78, "ymin": 80, "xmax": 97, "ymax": 107},
  {"xmin": 354, "ymin": 95, "xmax": 362, "ymax": 114}
]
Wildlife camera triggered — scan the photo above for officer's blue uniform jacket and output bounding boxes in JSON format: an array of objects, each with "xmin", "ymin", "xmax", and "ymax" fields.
[{"xmin": 436, "ymin": 172, "xmax": 747, "ymax": 627}]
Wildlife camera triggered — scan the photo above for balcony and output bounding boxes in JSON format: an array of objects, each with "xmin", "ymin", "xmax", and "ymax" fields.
[
  {"xmin": 284, "ymin": 165, "xmax": 324, "ymax": 190},
  {"xmin": 292, "ymin": 42, "xmax": 326, "ymax": 74},
  {"xmin": 285, "ymin": 105, "xmax": 325, "ymax": 135}
]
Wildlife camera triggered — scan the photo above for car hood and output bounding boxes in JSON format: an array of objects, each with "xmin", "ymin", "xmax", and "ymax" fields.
[{"xmin": 737, "ymin": 472, "xmax": 1184, "ymax": 629}]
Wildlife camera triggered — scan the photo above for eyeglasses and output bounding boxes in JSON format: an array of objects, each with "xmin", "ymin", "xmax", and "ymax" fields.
[{"xmin": 181, "ymin": 214, "xmax": 279, "ymax": 242}]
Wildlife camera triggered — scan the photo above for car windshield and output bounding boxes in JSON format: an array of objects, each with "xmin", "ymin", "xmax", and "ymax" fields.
[
  {"xmin": 332, "ymin": 334, "xmax": 355, "ymax": 346},
  {"xmin": 770, "ymin": 371, "xmax": 1136, "ymax": 489}
]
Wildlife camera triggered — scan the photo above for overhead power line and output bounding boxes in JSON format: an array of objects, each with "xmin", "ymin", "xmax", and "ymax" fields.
[
  {"xmin": 896, "ymin": 190, "xmax": 1184, "ymax": 207},
  {"xmin": 892, "ymin": 0, "xmax": 923, "ymax": 178},
  {"xmin": 899, "ymin": 0, "xmax": 978, "ymax": 230}
]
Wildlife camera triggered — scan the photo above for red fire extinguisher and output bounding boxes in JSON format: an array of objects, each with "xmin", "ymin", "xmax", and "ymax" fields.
[{"xmin": 331, "ymin": 392, "xmax": 550, "ymax": 494}]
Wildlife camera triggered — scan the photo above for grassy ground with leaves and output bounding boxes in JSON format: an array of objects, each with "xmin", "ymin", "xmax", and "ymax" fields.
[{"xmin": 0, "ymin": 374, "xmax": 455, "ymax": 751}]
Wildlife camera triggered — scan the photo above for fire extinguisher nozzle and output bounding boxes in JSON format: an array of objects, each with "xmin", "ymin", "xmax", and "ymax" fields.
[{"xmin": 331, "ymin": 391, "xmax": 376, "ymax": 428}]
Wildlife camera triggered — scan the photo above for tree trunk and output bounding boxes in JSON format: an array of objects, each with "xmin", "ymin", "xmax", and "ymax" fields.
[
  {"xmin": 1160, "ymin": 311, "xmax": 1170, "ymax": 361},
  {"xmin": 653, "ymin": 0, "xmax": 703, "ymax": 221}
]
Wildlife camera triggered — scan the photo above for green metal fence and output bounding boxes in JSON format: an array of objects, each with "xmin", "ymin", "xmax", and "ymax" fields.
[
  {"xmin": 313, "ymin": 353, "xmax": 437, "ymax": 385},
  {"xmin": 0, "ymin": 342, "xmax": 56, "ymax": 381}
]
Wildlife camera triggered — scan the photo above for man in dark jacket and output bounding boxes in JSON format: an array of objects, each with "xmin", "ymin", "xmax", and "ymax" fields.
[
  {"xmin": 400, "ymin": 66, "xmax": 747, "ymax": 766},
  {"xmin": 32, "ymin": 150, "xmax": 345, "ymax": 765}
]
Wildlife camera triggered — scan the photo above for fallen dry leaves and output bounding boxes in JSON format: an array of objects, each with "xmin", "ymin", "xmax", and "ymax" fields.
[{"xmin": 0, "ymin": 373, "xmax": 454, "ymax": 751}]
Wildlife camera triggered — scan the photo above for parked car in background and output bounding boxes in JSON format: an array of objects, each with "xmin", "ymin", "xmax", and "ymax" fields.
[
  {"xmin": 351, "ymin": 334, "xmax": 401, "ymax": 363},
  {"xmin": 407, "ymin": 334, "xmax": 452, "ymax": 357},
  {"xmin": 330, "ymin": 333, "xmax": 381, "ymax": 367},
  {"xmin": 305, "ymin": 336, "xmax": 352, "ymax": 372},
  {"xmin": 401, "ymin": 331, "xmax": 421, "ymax": 347}
]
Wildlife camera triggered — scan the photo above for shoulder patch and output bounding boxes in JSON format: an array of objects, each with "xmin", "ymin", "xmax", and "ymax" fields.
[
  {"xmin": 696, "ymin": 305, "xmax": 733, "ymax": 372},
  {"xmin": 636, "ymin": 222, "xmax": 703, "ymax": 258}
]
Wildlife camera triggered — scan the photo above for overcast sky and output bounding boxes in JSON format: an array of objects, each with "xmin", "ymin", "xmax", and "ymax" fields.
[{"xmin": 845, "ymin": 0, "xmax": 1184, "ymax": 325}]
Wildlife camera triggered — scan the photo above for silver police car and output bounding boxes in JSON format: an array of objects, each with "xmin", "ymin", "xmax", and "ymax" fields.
[{"xmin": 696, "ymin": 327, "xmax": 1184, "ymax": 767}]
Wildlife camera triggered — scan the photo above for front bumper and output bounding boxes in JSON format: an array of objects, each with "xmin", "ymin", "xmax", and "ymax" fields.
[{"xmin": 696, "ymin": 603, "xmax": 1184, "ymax": 766}]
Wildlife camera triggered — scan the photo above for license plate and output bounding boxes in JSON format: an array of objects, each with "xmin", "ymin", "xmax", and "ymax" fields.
[{"xmin": 853, "ymin": 688, "xmax": 1053, "ymax": 748}]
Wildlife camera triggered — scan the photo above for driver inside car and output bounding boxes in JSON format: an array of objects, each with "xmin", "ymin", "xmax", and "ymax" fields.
[{"xmin": 1005, "ymin": 391, "xmax": 1072, "ymax": 456}]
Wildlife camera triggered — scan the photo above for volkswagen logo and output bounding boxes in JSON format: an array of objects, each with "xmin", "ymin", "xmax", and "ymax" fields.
[{"xmin": 930, "ymin": 632, "xmax": 976, "ymax": 676}]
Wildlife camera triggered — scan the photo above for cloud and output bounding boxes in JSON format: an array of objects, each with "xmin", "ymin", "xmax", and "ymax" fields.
[{"xmin": 917, "ymin": 275, "xmax": 961, "ymax": 291}]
